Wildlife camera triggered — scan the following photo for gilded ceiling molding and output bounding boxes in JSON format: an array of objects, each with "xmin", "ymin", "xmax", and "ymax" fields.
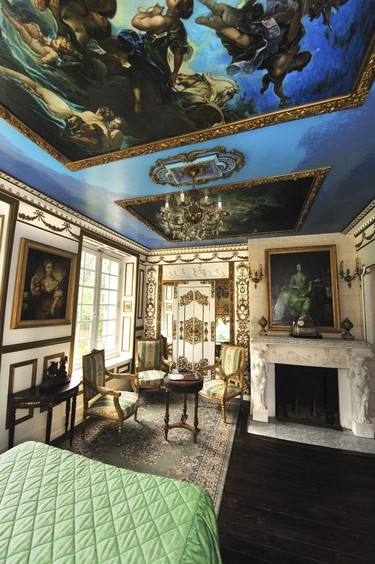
[
  {"xmin": 235, "ymin": 262, "xmax": 250, "ymax": 395},
  {"xmin": 117, "ymin": 168, "xmax": 329, "ymax": 243},
  {"xmin": 0, "ymin": 172, "xmax": 149, "ymax": 256},
  {"xmin": 18, "ymin": 209, "xmax": 79, "ymax": 239},
  {"xmin": 146, "ymin": 243, "xmax": 249, "ymax": 265},
  {"xmin": 341, "ymin": 199, "xmax": 375, "ymax": 235},
  {"xmin": 149, "ymin": 147, "xmax": 244, "ymax": 186},
  {"xmin": 355, "ymin": 221, "xmax": 375, "ymax": 250},
  {"xmin": 2, "ymin": 38, "xmax": 373, "ymax": 172}
]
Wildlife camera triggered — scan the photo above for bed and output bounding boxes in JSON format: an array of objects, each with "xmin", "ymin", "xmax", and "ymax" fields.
[{"xmin": 0, "ymin": 441, "xmax": 222, "ymax": 563}]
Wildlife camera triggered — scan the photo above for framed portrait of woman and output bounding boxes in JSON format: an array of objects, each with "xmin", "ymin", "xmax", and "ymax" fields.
[
  {"xmin": 265, "ymin": 245, "xmax": 340, "ymax": 333},
  {"xmin": 11, "ymin": 239, "xmax": 77, "ymax": 329}
]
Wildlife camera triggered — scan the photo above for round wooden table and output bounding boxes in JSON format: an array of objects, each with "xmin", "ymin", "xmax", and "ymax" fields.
[{"xmin": 164, "ymin": 372, "xmax": 204, "ymax": 443}]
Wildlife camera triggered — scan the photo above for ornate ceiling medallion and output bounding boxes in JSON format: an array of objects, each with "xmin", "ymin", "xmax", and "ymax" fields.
[{"xmin": 149, "ymin": 147, "xmax": 244, "ymax": 187}]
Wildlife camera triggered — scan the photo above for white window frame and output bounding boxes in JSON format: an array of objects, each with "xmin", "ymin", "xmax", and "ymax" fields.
[{"xmin": 74, "ymin": 245, "xmax": 123, "ymax": 370}]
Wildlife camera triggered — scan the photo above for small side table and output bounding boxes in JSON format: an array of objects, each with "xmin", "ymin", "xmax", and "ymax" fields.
[
  {"xmin": 8, "ymin": 374, "xmax": 81, "ymax": 450},
  {"xmin": 164, "ymin": 372, "xmax": 204, "ymax": 443}
]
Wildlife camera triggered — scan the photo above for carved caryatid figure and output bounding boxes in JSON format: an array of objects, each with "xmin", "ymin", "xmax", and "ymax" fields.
[
  {"xmin": 251, "ymin": 347, "xmax": 269, "ymax": 410},
  {"xmin": 347, "ymin": 354, "xmax": 372, "ymax": 424}
]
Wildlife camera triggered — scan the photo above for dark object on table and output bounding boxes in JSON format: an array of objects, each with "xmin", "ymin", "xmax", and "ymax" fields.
[{"xmin": 40, "ymin": 356, "xmax": 70, "ymax": 391}]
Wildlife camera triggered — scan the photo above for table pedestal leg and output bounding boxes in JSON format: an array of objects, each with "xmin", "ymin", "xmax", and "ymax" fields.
[
  {"xmin": 193, "ymin": 391, "xmax": 199, "ymax": 443},
  {"xmin": 8, "ymin": 407, "xmax": 16, "ymax": 450},
  {"xmin": 181, "ymin": 393, "xmax": 188, "ymax": 424},
  {"xmin": 46, "ymin": 407, "xmax": 53, "ymax": 444},
  {"xmin": 65, "ymin": 399, "xmax": 70, "ymax": 434},
  {"xmin": 69, "ymin": 393, "xmax": 77, "ymax": 447},
  {"xmin": 164, "ymin": 390, "xmax": 170, "ymax": 441}
]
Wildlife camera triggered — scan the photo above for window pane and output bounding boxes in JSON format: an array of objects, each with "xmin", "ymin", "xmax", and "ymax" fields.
[
  {"xmin": 83, "ymin": 270, "xmax": 95, "ymax": 286},
  {"xmin": 102, "ymin": 259, "xmax": 111, "ymax": 274},
  {"xmin": 81, "ymin": 305, "xmax": 93, "ymax": 321},
  {"xmin": 82, "ymin": 288, "xmax": 94, "ymax": 304},
  {"xmin": 100, "ymin": 289, "xmax": 109, "ymax": 304},
  {"xmin": 111, "ymin": 262, "xmax": 119, "ymax": 276},
  {"xmin": 85, "ymin": 253, "xmax": 96, "ymax": 270}
]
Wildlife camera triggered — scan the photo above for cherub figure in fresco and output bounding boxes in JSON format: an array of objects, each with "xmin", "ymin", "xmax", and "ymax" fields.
[
  {"xmin": 1, "ymin": 4, "xmax": 78, "ymax": 65},
  {"xmin": 0, "ymin": 65, "xmax": 125, "ymax": 153},
  {"xmin": 32, "ymin": 0, "xmax": 117, "ymax": 48},
  {"xmin": 307, "ymin": 0, "xmax": 350, "ymax": 30},
  {"xmin": 195, "ymin": 0, "xmax": 312, "ymax": 106},
  {"xmin": 129, "ymin": 0, "xmax": 194, "ymax": 99}
]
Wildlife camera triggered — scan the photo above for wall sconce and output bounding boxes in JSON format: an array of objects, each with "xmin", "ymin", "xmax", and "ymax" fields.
[
  {"xmin": 339, "ymin": 258, "xmax": 362, "ymax": 288},
  {"xmin": 249, "ymin": 264, "xmax": 263, "ymax": 289}
]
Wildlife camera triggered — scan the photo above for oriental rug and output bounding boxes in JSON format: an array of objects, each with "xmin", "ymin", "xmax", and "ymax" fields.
[{"xmin": 55, "ymin": 390, "xmax": 240, "ymax": 514}]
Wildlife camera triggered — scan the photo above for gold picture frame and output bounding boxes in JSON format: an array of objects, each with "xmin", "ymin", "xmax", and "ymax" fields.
[
  {"xmin": 11, "ymin": 239, "xmax": 77, "ymax": 329},
  {"xmin": 265, "ymin": 245, "xmax": 340, "ymax": 332},
  {"xmin": 0, "ymin": 2, "xmax": 374, "ymax": 171}
]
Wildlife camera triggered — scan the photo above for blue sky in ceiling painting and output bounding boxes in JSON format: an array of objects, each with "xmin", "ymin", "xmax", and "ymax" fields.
[{"xmin": 1, "ymin": 81, "xmax": 374, "ymax": 248}]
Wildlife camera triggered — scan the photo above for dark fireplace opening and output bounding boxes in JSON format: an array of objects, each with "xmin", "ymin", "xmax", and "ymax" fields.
[{"xmin": 275, "ymin": 364, "xmax": 342, "ymax": 430}]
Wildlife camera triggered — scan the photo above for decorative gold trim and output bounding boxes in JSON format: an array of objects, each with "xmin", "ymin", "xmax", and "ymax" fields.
[
  {"xmin": 342, "ymin": 199, "xmax": 375, "ymax": 235},
  {"xmin": 18, "ymin": 210, "xmax": 80, "ymax": 239},
  {"xmin": 265, "ymin": 245, "xmax": 341, "ymax": 333},
  {"xmin": 149, "ymin": 147, "xmax": 244, "ymax": 186},
  {"xmin": 235, "ymin": 262, "xmax": 250, "ymax": 394},
  {"xmin": 0, "ymin": 171, "xmax": 148, "ymax": 255},
  {"xmin": 2, "ymin": 36, "xmax": 373, "ymax": 172},
  {"xmin": 144, "ymin": 267, "xmax": 157, "ymax": 338},
  {"xmin": 117, "ymin": 168, "xmax": 330, "ymax": 243}
]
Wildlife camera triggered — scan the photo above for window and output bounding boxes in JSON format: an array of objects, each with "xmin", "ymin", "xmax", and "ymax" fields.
[{"xmin": 74, "ymin": 247, "xmax": 121, "ymax": 368}]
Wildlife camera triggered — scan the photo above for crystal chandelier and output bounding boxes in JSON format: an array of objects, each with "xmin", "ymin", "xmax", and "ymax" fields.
[{"xmin": 158, "ymin": 165, "xmax": 224, "ymax": 241}]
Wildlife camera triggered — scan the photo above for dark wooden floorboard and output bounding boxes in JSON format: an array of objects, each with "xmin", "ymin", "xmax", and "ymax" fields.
[{"xmin": 218, "ymin": 401, "xmax": 375, "ymax": 564}]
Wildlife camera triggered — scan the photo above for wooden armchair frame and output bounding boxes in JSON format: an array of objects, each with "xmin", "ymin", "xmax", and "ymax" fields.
[
  {"xmin": 82, "ymin": 349, "xmax": 139, "ymax": 446},
  {"xmin": 199, "ymin": 344, "xmax": 245, "ymax": 422}
]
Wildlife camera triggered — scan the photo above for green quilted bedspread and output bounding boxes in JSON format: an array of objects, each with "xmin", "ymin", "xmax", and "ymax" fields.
[{"xmin": 0, "ymin": 441, "xmax": 222, "ymax": 563}]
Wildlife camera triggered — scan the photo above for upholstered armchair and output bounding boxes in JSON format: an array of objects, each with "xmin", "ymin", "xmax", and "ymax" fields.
[
  {"xmin": 199, "ymin": 344, "xmax": 245, "ymax": 422},
  {"xmin": 135, "ymin": 338, "xmax": 173, "ymax": 391},
  {"xmin": 82, "ymin": 349, "xmax": 139, "ymax": 446}
]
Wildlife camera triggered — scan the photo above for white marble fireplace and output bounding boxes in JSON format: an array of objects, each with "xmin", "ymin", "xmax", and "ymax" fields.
[{"xmin": 249, "ymin": 336, "xmax": 374, "ymax": 438}]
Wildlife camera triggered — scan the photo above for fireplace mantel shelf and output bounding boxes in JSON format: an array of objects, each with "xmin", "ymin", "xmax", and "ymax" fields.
[{"xmin": 251, "ymin": 335, "xmax": 372, "ymax": 351}]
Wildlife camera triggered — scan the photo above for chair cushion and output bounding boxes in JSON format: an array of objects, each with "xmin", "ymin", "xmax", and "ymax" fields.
[
  {"xmin": 221, "ymin": 346, "xmax": 242, "ymax": 376},
  {"xmin": 200, "ymin": 379, "xmax": 240, "ymax": 399},
  {"xmin": 87, "ymin": 391, "xmax": 138, "ymax": 420},
  {"xmin": 138, "ymin": 369, "xmax": 165, "ymax": 387},
  {"xmin": 138, "ymin": 340, "xmax": 161, "ymax": 369}
]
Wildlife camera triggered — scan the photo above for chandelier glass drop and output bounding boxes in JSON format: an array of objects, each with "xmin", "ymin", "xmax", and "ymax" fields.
[{"xmin": 159, "ymin": 165, "xmax": 224, "ymax": 241}]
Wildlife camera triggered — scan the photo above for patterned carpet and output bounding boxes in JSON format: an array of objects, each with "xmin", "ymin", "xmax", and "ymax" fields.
[{"xmin": 55, "ymin": 390, "xmax": 240, "ymax": 514}]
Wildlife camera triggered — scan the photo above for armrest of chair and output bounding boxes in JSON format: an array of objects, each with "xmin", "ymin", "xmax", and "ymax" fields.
[
  {"xmin": 96, "ymin": 385, "xmax": 121, "ymax": 398},
  {"xmin": 112, "ymin": 372, "xmax": 138, "ymax": 393},
  {"xmin": 162, "ymin": 356, "xmax": 174, "ymax": 373}
]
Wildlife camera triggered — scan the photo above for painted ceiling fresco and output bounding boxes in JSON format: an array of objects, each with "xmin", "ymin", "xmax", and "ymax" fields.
[
  {"xmin": 0, "ymin": 1, "xmax": 374, "ymax": 170},
  {"xmin": 116, "ymin": 168, "xmax": 328, "ymax": 242}
]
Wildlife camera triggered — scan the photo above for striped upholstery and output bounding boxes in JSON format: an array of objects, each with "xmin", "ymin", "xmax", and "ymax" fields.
[
  {"xmin": 135, "ymin": 339, "xmax": 170, "ymax": 391},
  {"xmin": 87, "ymin": 392, "xmax": 138, "ymax": 420},
  {"xmin": 82, "ymin": 350, "xmax": 106, "ymax": 401},
  {"xmin": 201, "ymin": 379, "xmax": 240, "ymax": 399},
  {"xmin": 138, "ymin": 370, "xmax": 165, "ymax": 387},
  {"xmin": 220, "ymin": 346, "xmax": 243, "ymax": 377},
  {"xmin": 138, "ymin": 340, "xmax": 162, "ymax": 370},
  {"xmin": 82, "ymin": 349, "xmax": 139, "ymax": 445},
  {"xmin": 199, "ymin": 344, "xmax": 245, "ymax": 422}
]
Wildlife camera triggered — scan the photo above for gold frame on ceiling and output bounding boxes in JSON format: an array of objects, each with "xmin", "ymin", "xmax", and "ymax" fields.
[
  {"xmin": 0, "ymin": 31, "xmax": 374, "ymax": 172},
  {"xmin": 115, "ymin": 167, "xmax": 330, "ymax": 243}
]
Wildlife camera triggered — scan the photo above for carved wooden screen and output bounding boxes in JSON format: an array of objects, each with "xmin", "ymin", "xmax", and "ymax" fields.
[{"xmin": 173, "ymin": 283, "xmax": 215, "ymax": 374}]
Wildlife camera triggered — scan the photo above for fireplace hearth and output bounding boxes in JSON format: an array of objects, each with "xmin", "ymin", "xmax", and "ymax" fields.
[{"xmin": 275, "ymin": 364, "xmax": 341, "ymax": 430}]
